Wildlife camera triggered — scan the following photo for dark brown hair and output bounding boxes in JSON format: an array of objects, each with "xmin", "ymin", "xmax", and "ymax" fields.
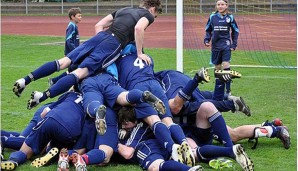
[
  {"xmin": 68, "ymin": 7, "xmax": 81, "ymax": 19},
  {"xmin": 118, "ymin": 107, "xmax": 137, "ymax": 124},
  {"xmin": 140, "ymin": 0, "xmax": 162, "ymax": 14}
]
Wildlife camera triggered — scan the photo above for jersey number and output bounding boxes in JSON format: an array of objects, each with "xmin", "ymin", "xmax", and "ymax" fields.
[{"xmin": 133, "ymin": 58, "xmax": 145, "ymax": 69}]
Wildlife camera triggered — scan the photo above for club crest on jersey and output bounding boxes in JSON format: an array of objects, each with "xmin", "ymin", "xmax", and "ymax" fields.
[{"xmin": 226, "ymin": 17, "xmax": 231, "ymax": 23}]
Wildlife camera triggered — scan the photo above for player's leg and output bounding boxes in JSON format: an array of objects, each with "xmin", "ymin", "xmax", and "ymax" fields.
[
  {"xmin": 13, "ymin": 57, "xmax": 71, "ymax": 97},
  {"xmin": 197, "ymin": 102, "xmax": 233, "ymax": 147},
  {"xmin": 222, "ymin": 50, "xmax": 232, "ymax": 95},
  {"xmin": 27, "ymin": 67, "xmax": 88, "ymax": 110}
]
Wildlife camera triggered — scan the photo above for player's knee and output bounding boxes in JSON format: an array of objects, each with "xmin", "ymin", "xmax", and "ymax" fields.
[
  {"xmin": 58, "ymin": 57, "xmax": 71, "ymax": 70},
  {"xmin": 99, "ymin": 145, "xmax": 113, "ymax": 163},
  {"xmin": 148, "ymin": 159, "xmax": 164, "ymax": 171},
  {"xmin": 198, "ymin": 102, "xmax": 217, "ymax": 116}
]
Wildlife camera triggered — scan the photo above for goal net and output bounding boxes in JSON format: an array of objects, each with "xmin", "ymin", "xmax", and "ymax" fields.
[{"xmin": 178, "ymin": 0, "xmax": 297, "ymax": 72}]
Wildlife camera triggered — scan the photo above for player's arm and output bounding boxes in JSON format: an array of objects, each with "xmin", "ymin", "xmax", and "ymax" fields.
[
  {"xmin": 230, "ymin": 16, "xmax": 239, "ymax": 50},
  {"xmin": 95, "ymin": 14, "xmax": 114, "ymax": 34},
  {"xmin": 135, "ymin": 17, "xmax": 151, "ymax": 65},
  {"xmin": 118, "ymin": 143, "xmax": 135, "ymax": 160},
  {"xmin": 65, "ymin": 24, "xmax": 77, "ymax": 51},
  {"xmin": 204, "ymin": 16, "xmax": 213, "ymax": 47}
]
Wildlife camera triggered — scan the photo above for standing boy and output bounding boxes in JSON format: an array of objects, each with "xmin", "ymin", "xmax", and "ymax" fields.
[{"xmin": 204, "ymin": 0, "xmax": 239, "ymax": 98}]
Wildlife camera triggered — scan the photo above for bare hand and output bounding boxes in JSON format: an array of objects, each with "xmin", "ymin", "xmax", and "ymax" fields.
[
  {"xmin": 138, "ymin": 54, "xmax": 152, "ymax": 65},
  {"xmin": 40, "ymin": 107, "xmax": 50, "ymax": 118},
  {"xmin": 204, "ymin": 42, "xmax": 210, "ymax": 47},
  {"xmin": 230, "ymin": 48, "xmax": 235, "ymax": 51}
]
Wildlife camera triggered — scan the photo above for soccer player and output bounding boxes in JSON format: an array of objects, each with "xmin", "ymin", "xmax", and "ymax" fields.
[
  {"xmin": 226, "ymin": 118, "xmax": 291, "ymax": 149},
  {"xmin": 117, "ymin": 107, "xmax": 204, "ymax": 171},
  {"xmin": 1, "ymin": 91, "xmax": 86, "ymax": 170},
  {"xmin": 154, "ymin": 69, "xmax": 250, "ymax": 116},
  {"xmin": 13, "ymin": 0, "xmax": 162, "ymax": 110},
  {"xmin": 116, "ymin": 44, "xmax": 199, "ymax": 166},
  {"xmin": 204, "ymin": 0, "xmax": 240, "ymax": 98},
  {"xmin": 117, "ymin": 106, "xmax": 254, "ymax": 171}
]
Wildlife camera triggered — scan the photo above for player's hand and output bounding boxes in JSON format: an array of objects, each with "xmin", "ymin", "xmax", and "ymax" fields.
[
  {"xmin": 119, "ymin": 129, "xmax": 130, "ymax": 140},
  {"xmin": 230, "ymin": 48, "xmax": 235, "ymax": 51},
  {"xmin": 204, "ymin": 42, "xmax": 210, "ymax": 47},
  {"xmin": 40, "ymin": 107, "xmax": 51, "ymax": 118},
  {"xmin": 138, "ymin": 53, "xmax": 152, "ymax": 65}
]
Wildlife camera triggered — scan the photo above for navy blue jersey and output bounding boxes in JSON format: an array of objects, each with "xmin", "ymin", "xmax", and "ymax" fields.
[
  {"xmin": 154, "ymin": 70, "xmax": 205, "ymax": 101},
  {"xmin": 45, "ymin": 91, "xmax": 85, "ymax": 138},
  {"xmin": 116, "ymin": 53, "xmax": 156, "ymax": 90},
  {"xmin": 65, "ymin": 21, "xmax": 80, "ymax": 55},
  {"xmin": 204, "ymin": 12, "xmax": 239, "ymax": 50},
  {"xmin": 109, "ymin": 7, "xmax": 155, "ymax": 47},
  {"xmin": 122, "ymin": 122, "xmax": 154, "ymax": 148}
]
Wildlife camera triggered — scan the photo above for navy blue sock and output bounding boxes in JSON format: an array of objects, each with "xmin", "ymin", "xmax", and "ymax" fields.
[
  {"xmin": 178, "ymin": 80, "xmax": 198, "ymax": 101},
  {"xmin": 45, "ymin": 73, "xmax": 78, "ymax": 99},
  {"xmin": 51, "ymin": 72, "xmax": 68, "ymax": 84},
  {"xmin": 270, "ymin": 126, "xmax": 278, "ymax": 138},
  {"xmin": 196, "ymin": 145, "xmax": 234, "ymax": 160},
  {"xmin": 169, "ymin": 123, "xmax": 186, "ymax": 144},
  {"xmin": 24, "ymin": 61, "xmax": 59, "ymax": 85},
  {"xmin": 213, "ymin": 79, "xmax": 225, "ymax": 100},
  {"xmin": 83, "ymin": 149, "xmax": 106, "ymax": 165},
  {"xmin": 9, "ymin": 151, "xmax": 27, "ymax": 164},
  {"xmin": 1, "ymin": 130, "xmax": 20, "ymax": 137},
  {"xmin": 160, "ymin": 160, "xmax": 190, "ymax": 171},
  {"xmin": 86, "ymin": 101, "xmax": 101, "ymax": 118},
  {"xmin": 126, "ymin": 89, "xmax": 144, "ymax": 104},
  {"xmin": 1, "ymin": 136, "xmax": 25, "ymax": 150},
  {"xmin": 208, "ymin": 112, "xmax": 233, "ymax": 147},
  {"xmin": 224, "ymin": 68, "xmax": 231, "ymax": 93},
  {"xmin": 152, "ymin": 121, "xmax": 175, "ymax": 153}
]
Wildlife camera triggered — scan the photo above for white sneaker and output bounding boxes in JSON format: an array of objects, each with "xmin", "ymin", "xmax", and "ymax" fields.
[
  {"xmin": 171, "ymin": 144, "xmax": 184, "ymax": 164},
  {"xmin": 188, "ymin": 165, "xmax": 204, "ymax": 171},
  {"xmin": 27, "ymin": 91, "xmax": 43, "ymax": 110},
  {"xmin": 71, "ymin": 153, "xmax": 87, "ymax": 171},
  {"xmin": 233, "ymin": 144, "xmax": 254, "ymax": 171},
  {"xmin": 13, "ymin": 78, "xmax": 26, "ymax": 97},
  {"xmin": 57, "ymin": 148, "xmax": 70, "ymax": 171}
]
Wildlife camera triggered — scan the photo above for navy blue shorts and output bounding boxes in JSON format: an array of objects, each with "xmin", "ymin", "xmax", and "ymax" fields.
[
  {"xmin": 67, "ymin": 31, "xmax": 122, "ymax": 76},
  {"xmin": 181, "ymin": 125, "xmax": 213, "ymax": 146},
  {"xmin": 80, "ymin": 73, "xmax": 125, "ymax": 117},
  {"xmin": 25, "ymin": 117, "xmax": 77, "ymax": 155},
  {"xmin": 211, "ymin": 50, "xmax": 231, "ymax": 65},
  {"xmin": 134, "ymin": 139, "xmax": 170, "ymax": 170}
]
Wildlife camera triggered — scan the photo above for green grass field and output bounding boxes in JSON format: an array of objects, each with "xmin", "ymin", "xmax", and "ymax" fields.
[{"xmin": 1, "ymin": 35, "xmax": 297, "ymax": 170}]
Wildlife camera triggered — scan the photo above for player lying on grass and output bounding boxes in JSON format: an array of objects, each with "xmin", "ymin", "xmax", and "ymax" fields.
[
  {"xmin": 226, "ymin": 118, "xmax": 291, "ymax": 149},
  {"xmin": 1, "ymin": 91, "xmax": 86, "ymax": 171},
  {"xmin": 154, "ymin": 69, "xmax": 250, "ymax": 117},
  {"xmin": 117, "ymin": 106, "xmax": 254, "ymax": 171},
  {"xmin": 154, "ymin": 68, "xmax": 290, "ymax": 150}
]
